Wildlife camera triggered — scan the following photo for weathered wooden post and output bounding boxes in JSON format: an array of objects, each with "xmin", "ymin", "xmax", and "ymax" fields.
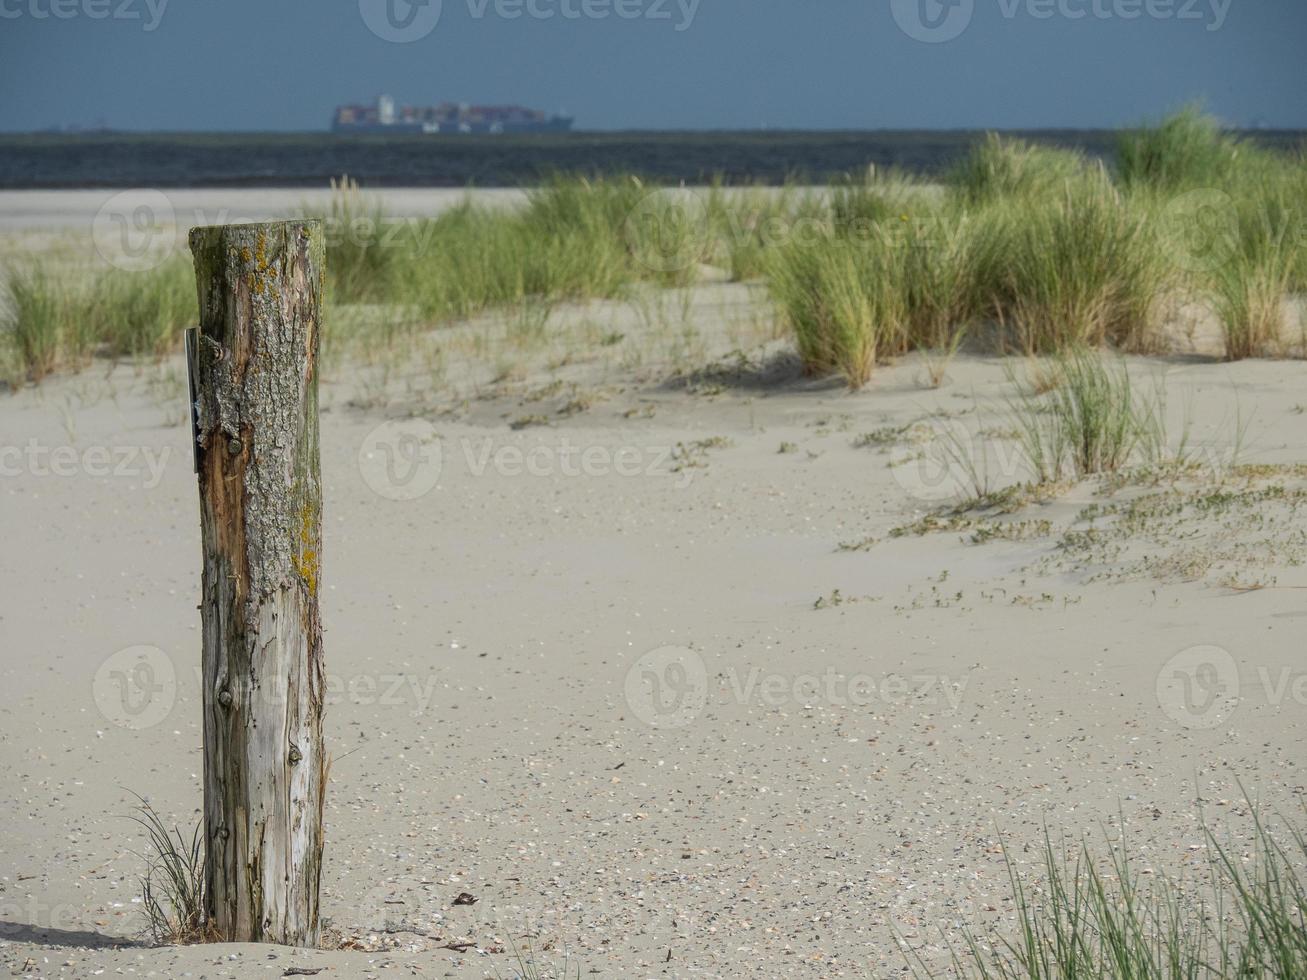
[{"xmin": 188, "ymin": 220, "xmax": 326, "ymax": 945}]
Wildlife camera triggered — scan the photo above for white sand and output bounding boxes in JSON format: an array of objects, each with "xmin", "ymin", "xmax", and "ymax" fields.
[
  {"xmin": 0, "ymin": 188, "xmax": 529, "ymax": 231},
  {"xmin": 1, "ymin": 196, "xmax": 1306, "ymax": 978}
]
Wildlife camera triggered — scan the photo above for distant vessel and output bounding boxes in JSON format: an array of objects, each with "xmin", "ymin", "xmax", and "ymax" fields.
[{"xmin": 332, "ymin": 95, "xmax": 573, "ymax": 134}]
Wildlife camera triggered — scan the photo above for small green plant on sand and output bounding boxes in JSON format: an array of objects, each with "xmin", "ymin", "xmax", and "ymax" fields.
[
  {"xmin": 1008, "ymin": 349, "xmax": 1167, "ymax": 483},
  {"xmin": 131, "ymin": 796, "xmax": 213, "ymax": 945},
  {"xmin": 496, "ymin": 941, "xmax": 584, "ymax": 980}
]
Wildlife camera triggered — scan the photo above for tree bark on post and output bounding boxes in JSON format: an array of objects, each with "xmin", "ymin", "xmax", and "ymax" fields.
[{"xmin": 188, "ymin": 220, "xmax": 326, "ymax": 946}]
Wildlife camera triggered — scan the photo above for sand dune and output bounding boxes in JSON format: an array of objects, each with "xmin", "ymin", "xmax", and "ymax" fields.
[{"xmin": 2, "ymin": 198, "xmax": 1306, "ymax": 978}]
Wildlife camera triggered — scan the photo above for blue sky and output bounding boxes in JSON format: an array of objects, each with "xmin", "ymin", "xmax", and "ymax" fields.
[{"xmin": 0, "ymin": 0, "xmax": 1303, "ymax": 131}]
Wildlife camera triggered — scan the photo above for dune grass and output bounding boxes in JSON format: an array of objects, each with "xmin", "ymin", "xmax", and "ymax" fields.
[
  {"xmin": 764, "ymin": 110, "xmax": 1304, "ymax": 385},
  {"xmin": 948, "ymin": 133, "xmax": 1091, "ymax": 207},
  {"xmin": 1115, "ymin": 108, "xmax": 1306, "ymax": 360},
  {"xmin": 1116, "ymin": 105, "xmax": 1246, "ymax": 192},
  {"xmin": 909, "ymin": 799, "xmax": 1307, "ymax": 979},
  {"xmin": 767, "ymin": 143, "xmax": 1175, "ymax": 385},
  {"xmin": 829, "ymin": 167, "xmax": 925, "ymax": 235},
  {"xmin": 769, "ymin": 236, "xmax": 903, "ymax": 387},
  {"xmin": 974, "ymin": 174, "xmax": 1173, "ymax": 354},
  {"xmin": 0, "ymin": 176, "xmax": 673, "ymax": 384},
  {"xmin": 316, "ymin": 174, "xmax": 649, "ymax": 315},
  {"xmin": 1007, "ymin": 348, "xmax": 1167, "ymax": 483},
  {"xmin": 708, "ymin": 181, "xmax": 825, "ymax": 282},
  {"xmin": 312, "ymin": 173, "xmax": 716, "ymax": 367},
  {"xmin": 4, "ymin": 265, "xmax": 67, "ymax": 381},
  {"xmin": 761, "ymin": 165, "xmax": 990, "ymax": 388},
  {"xmin": 1208, "ymin": 180, "xmax": 1303, "ymax": 360},
  {"xmin": 1114, "ymin": 120, "xmax": 1307, "ymax": 361},
  {"xmin": 765, "ymin": 164, "xmax": 1177, "ymax": 386},
  {"xmin": 2, "ymin": 113, "xmax": 1302, "ymax": 389},
  {"xmin": 0, "ymin": 256, "xmax": 195, "ymax": 382},
  {"xmin": 319, "ymin": 175, "xmax": 399, "ymax": 303},
  {"xmin": 94, "ymin": 257, "xmax": 197, "ymax": 358}
]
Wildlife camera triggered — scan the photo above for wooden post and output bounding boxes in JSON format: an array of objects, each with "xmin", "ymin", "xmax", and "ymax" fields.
[{"xmin": 188, "ymin": 220, "xmax": 326, "ymax": 946}]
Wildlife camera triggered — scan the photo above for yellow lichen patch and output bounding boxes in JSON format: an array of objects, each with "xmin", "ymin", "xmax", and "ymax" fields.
[
  {"xmin": 292, "ymin": 500, "xmax": 319, "ymax": 596},
  {"xmin": 248, "ymin": 230, "xmax": 282, "ymax": 298}
]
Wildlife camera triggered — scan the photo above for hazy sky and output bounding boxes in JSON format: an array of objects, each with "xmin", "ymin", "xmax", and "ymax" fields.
[{"xmin": 0, "ymin": 0, "xmax": 1303, "ymax": 131}]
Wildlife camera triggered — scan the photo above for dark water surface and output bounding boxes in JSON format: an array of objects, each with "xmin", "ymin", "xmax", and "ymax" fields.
[{"xmin": 0, "ymin": 130, "xmax": 1302, "ymax": 189}]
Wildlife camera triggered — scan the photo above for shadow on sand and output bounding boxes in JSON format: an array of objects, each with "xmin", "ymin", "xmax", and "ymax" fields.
[{"xmin": 0, "ymin": 920, "xmax": 141, "ymax": 949}]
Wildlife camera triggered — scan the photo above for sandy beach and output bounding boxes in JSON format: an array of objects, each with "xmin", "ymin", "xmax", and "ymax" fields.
[
  {"xmin": 2, "ymin": 189, "xmax": 1306, "ymax": 979},
  {"xmin": 0, "ymin": 189, "xmax": 533, "ymax": 232}
]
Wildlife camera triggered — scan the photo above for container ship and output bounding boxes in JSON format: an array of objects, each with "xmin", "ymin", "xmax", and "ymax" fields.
[{"xmin": 332, "ymin": 95, "xmax": 573, "ymax": 134}]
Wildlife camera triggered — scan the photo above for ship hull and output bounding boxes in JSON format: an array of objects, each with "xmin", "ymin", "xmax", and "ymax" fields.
[{"xmin": 332, "ymin": 119, "xmax": 574, "ymax": 135}]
